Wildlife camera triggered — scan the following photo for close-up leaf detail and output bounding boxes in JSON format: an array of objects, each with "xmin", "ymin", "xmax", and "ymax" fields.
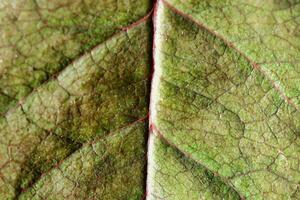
[{"xmin": 0, "ymin": 0, "xmax": 299, "ymax": 199}]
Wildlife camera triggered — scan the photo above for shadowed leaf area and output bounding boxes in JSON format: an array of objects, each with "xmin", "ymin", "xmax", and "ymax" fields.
[{"xmin": 0, "ymin": 0, "xmax": 299, "ymax": 199}]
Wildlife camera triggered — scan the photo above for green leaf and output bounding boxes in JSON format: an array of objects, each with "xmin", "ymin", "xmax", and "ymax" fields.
[
  {"xmin": 19, "ymin": 122, "xmax": 148, "ymax": 200},
  {"xmin": 147, "ymin": 134, "xmax": 240, "ymax": 200},
  {"xmin": 1, "ymin": 0, "xmax": 300, "ymax": 199},
  {"xmin": 148, "ymin": 0, "xmax": 300, "ymax": 199},
  {"xmin": 0, "ymin": 1, "xmax": 151, "ymax": 199},
  {"xmin": 0, "ymin": 0, "xmax": 151, "ymax": 113}
]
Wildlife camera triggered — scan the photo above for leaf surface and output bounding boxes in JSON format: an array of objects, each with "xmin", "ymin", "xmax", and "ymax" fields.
[
  {"xmin": 148, "ymin": 1, "xmax": 300, "ymax": 199},
  {"xmin": 0, "ymin": 0, "xmax": 300, "ymax": 199},
  {"xmin": 0, "ymin": 1, "xmax": 151, "ymax": 198},
  {"xmin": 147, "ymin": 134, "xmax": 240, "ymax": 200},
  {"xmin": 19, "ymin": 121, "xmax": 148, "ymax": 200},
  {"xmin": 0, "ymin": 0, "xmax": 151, "ymax": 113}
]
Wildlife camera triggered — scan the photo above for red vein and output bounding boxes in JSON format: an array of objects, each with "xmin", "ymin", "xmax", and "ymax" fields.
[{"xmin": 121, "ymin": 8, "xmax": 154, "ymax": 31}]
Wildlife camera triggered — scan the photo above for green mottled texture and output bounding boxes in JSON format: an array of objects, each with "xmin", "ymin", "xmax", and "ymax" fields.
[
  {"xmin": 152, "ymin": 2, "xmax": 300, "ymax": 199},
  {"xmin": 0, "ymin": 20, "xmax": 151, "ymax": 199},
  {"xmin": 166, "ymin": 0, "xmax": 300, "ymax": 109},
  {"xmin": 18, "ymin": 122, "xmax": 147, "ymax": 200},
  {"xmin": 1, "ymin": 0, "xmax": 300, "ymax": 199},
  {"xmin": 148, "ymin": 134, "xmax": 240, "ymax": 200},
  {"xmin": 0, "ymin": 0, "xmax": 151, "ymax": 113}
]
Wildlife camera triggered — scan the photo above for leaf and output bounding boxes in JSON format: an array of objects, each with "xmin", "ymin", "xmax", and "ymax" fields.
[
  {"xmin": 148, "ymin": 0, "xmax": 300, "ymax": 199},
  {"xmin": 0, "ymin": 1, "xmax": 151, "ymax": 199},
  {"xmin": 19, "ymin": 122, "xmax": 148, "ymax": 200},
  {"xmin": 0, "ymin": 0, "xmax": 151, "ymax": 113},
  {"xmin": 147, "ymin": 134, "xmax": 240, "ymax": 200},
  {"xmin": 0, "ymin": 0, "xmax": 299, "ymax": 199}
]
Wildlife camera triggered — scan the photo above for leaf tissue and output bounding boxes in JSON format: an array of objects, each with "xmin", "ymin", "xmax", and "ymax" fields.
[{"xmin": 0, "ymin": 0, "xmax": 299, "ymax": 199}]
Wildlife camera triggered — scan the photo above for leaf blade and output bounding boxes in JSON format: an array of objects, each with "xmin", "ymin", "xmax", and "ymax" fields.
[
  {"xmin": 149, "ymin": 1, "xmax": 300, "ymax": 199},
  {"xmin": 0, "ymin": 19, "xmax": 151, "ymax": 199},
  {"xmin": 0, "ymin": 0, "xmax": 152, "ymax": 114},
  {"xmin": 19, "ymin": 121, "xmax": 148, "ymax": 200}
]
